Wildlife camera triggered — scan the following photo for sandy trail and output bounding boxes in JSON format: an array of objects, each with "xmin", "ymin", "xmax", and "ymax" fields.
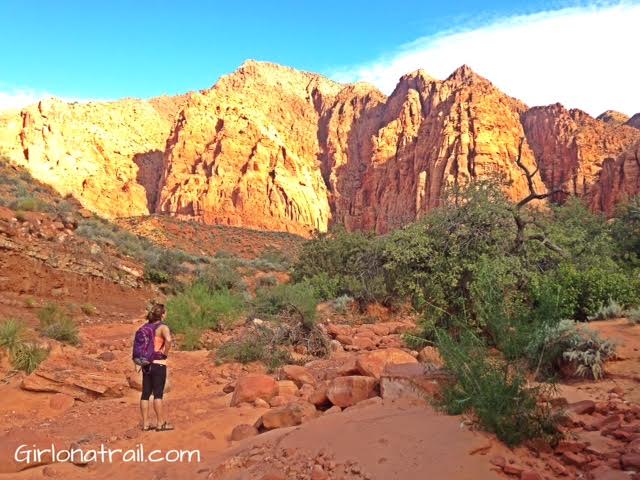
[{"xmin": 1, "ymin": 318, "xmax": 639, "ymax": 479}]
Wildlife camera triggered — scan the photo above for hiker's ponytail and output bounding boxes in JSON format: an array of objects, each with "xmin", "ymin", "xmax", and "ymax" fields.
[{"xmin": 147, "ymin": 303, "xmax": 165, "ymax": 323}]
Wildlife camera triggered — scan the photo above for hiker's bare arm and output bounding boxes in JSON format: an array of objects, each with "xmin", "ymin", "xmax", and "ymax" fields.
[{"xmin": 161, "ymin": 325, "xmax": 172, "ymax": 355}]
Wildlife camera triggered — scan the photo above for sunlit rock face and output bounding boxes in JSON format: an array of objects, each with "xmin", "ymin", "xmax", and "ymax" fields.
[{"xmin": 2, "ymin": 61, "xmax": 639, "ymax": 235}]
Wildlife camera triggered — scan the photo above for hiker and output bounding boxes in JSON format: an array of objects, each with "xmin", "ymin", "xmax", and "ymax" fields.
[{"xmin": 133, "ymin": 303, "xmax": 174, "ymax": 432}]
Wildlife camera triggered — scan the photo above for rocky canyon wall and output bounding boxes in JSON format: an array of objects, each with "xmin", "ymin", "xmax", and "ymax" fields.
[{"xmin": 1, "ymin": 61, "xmax": 639, "ymax": 234}]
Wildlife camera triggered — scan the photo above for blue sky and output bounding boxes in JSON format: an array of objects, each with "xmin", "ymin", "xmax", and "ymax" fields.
[{"xmin": 1, "ymin": 1, "xmax": 639, "ymax": 115}]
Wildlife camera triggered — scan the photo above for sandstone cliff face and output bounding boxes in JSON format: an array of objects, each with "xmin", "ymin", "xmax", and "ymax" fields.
[
  {"xmin": 522, "ymin": 104, "xmax": 640, "ymax": 202},
  {"xmin": 155, "ymin": 62, "xmax": 340, "ymax": 235},
  {"xmin": 591, "ymin": 140, "xmax": 640, "ymax": 214},
  {"xmin": 0, "ymin": 97, "xmax": 184, "ymax": 218},
  {"xmin": 319, "ymin": 66, "xmax": 545, "ymax": 232},
  {"xmin": 157, "ymin": 62, "xmax": 547, "ymax": 233},
  {"xmin": 596, "ymin": 110, "xmax": 630, "ymax": 126},
  {"xmin": 2, "ymin": 61, "xmax": 639, "ymax": 234},
  {"xmin": 628, "ymin": 114, "xmax": 640, "ymax": 129}
]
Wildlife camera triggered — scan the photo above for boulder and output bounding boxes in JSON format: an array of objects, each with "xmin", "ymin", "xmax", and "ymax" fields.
[
  {"xmin": 281, "ymin": 365, "xmax": 315, "ymax": 387},
  {"xmin": 308, "ymin": 382, "xmax": 330, "ymax": 407},
  {"xmin": 261, "ymin": 401, "xmax": 318, "ymax": 430},
  {"xmin": 326, "ymin": 376, "xmax": 377, "ymax": 408},
  {"xmin": 231, "ymin": 374, "xmax": 278, "ymax": 406},
  {"xmin": 21, "ymin": 353, "xmax": 128, "ymax": 400},
  {"xmin": 277, "ymin": 380, "xmax": 299, "ymax": 397},
  {"xmin": 380, "ymin": 363, "xmax": 450, "ymax": 401},
  {"xmin": 230, "ymin": 424, "xmax": 259, "ymax": 441},
  {"xmin": 356, "ymin": 348, "xmax": 417, "ymax": 380}
]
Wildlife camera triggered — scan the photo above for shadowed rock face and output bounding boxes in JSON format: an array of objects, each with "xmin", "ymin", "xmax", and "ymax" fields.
[
  {"xmin": 2, "ymin": 61, "xmax": 639, "ymax": 234},
  {"xmin": 522, "ymin": 104, "xmax": 640, "ymax": 202},
  {"xmin": 591, "ymin": 140, "xmax": 640, "ymax": 214}
]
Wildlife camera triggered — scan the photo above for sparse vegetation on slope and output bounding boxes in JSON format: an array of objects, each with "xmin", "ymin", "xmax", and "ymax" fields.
[{"xmin": 37, "ymin": 303, "xmax": 80, "ymax": 345}]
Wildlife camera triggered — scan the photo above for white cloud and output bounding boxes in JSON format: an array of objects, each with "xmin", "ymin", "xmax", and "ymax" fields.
[
  {"xmin": 0, "ymin": 87, "xmax": 98, "ymax": 113},
  {"xmin": 331, "ymin": 2, "xmax": 640, "ymax": 116},
  {"xmin": 0, "ymin": 88, "xmax": 53, "ymax": 112}
]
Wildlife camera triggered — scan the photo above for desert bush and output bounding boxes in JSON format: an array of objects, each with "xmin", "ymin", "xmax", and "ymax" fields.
[
  {"xmin": 80, "ymin": 303, "xmax": 96, "ymax": 316},
  {"xmin": 0, "ymin": 318, "xmax": 26, "ymax": 353},
  {"xmin": 217, "ymin": 334, "xmax": 293, "ymax": 372},
  {"xmin": 37, "ymin": 303, "xmax": 80, "ymax": 345},
  {"xmin": 331, "ymin": 295, "xmax": 353, "ymax": 315},
  {"xmin": 588, "ymin": 299, "xmax": 625, "ymax": 321},
  {"xmin": 249, "ymin": 248, "xmax": 290, "ymax": 272},
  {"xmin": 180, "ymin": 326, "xmax": 204, "ymax": 351},
  {"xmin": 255, "ymin": 275, "xmax": 278, "ymax": 289},
  {"xmin": 197, "ymin": 261, "xmax": 246, "ymax": 292},
  {"xmin": 612, "ymin": 196, "xmax": 640, "ymax": 267},
  {"xmin": 292, "ymin": 228, "xmax": 389, "ymax": 306},
  {"xmin": 299, "ymin": 272, "xmax": 340, "ymax": 302},
  {"xmin": 11, "ymin": 343, "xmax": 49, "ymax": 373},
  {"xmin": 535, "ymin": 263, "xmax": 635, "ymax": 321},
  {"xmin": 436, "ymin": 329, "xmax": 560, "ymax": 446},
  {"xmin": 144, "ymin": 268, "xmax": 169, "ymax": 284},
  {"xmin": 252, "ymin": 282, "xmax": 318, "ymax": 328},
  {"xmin": 165, "ymin": 282, "xmax": 245, "ymax": 336},
  {"xmin": 217, "ymin": 318, "xmax": 329, "ymax": 371},
  {"xmin": 10, "ymin": 195, "xmax": 46, "ymax": 212},
  {"xmin": 626, "ymin": 307, "xmax": 640, "ymax": 325},
  {"xmin": 525, "ymin": 319, "xmax": 615, "ymax": 380}
]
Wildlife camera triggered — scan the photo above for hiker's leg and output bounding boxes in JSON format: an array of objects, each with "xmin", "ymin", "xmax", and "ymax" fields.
[
  {"xmin": 153, "ymin": 398, "xmax": 164, "ymax": 426},
  {"xmin": 140, "ymin": 400, "xmax": 150, "ymax": 428},
  {"xmin": 140, "ymin": 369, "xmax": 153, "ymax": 428},
  {"xmin": 151, "ymin": 364, "xmax": 169, "ymax": 428}
]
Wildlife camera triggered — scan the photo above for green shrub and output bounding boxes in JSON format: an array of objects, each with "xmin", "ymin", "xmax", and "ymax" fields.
[
  {"xmin": 144, "ymin": 268, "xmax": 169, "ymax": 284},
  {"xmin": 0, "ymin": 318, "xmax": 26, "ymax": 353},
  {"xmin": 533, "ymin": 263, "xmax": 635, "ymax": 321},
  {"xmin": 293, "ymin": 229, "xmax": 389, "ymax": 306},
  {"xmin": 166, "ymin": 282, "xmax": 245, "ymax": 335},
  {"xmin": 301, "ymin": 272, "xmax": 340, "ymax": 302},
  {"xmin": 436, "ymin": 329, "xmax": 560, "ymax": 447},
  {"xmin": 11, "ymin": 343, "xmax": 49, "ymax": 373},
  {"xmin": 256, "ymin": 275, "xmax": 278, "ymax": 289},
  {"xmin": 588, "ymin": 299, "xmax": 624, "ymax": 321},
  {"xmin": 10, "ymin": 196, "xmax": 45, "ymax": 212},
  {"xmin": 180, "ymin": 327, "xmax": 204, "ymax": 351},
  {"xmin": 37, "ymin": 303, "xmax": 80, "ymax": 345},
  {"xmin": 197, "ymin": 262, "xmax": 246, "ymax": 292},
  {"xmin": 612, "ymin": 196, "xmax": 640, "ymax": 267},
  {"xmin": 252, "ymin": 283, "xmax": 318, "ymax": 328}
]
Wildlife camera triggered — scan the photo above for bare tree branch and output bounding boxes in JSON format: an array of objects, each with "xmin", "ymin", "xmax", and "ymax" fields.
[{"xmin": 512, "ymin": 138, "xmax": 567, "ymax": 257}]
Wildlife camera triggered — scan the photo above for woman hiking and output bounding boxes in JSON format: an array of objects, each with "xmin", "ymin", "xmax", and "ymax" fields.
[{"xmin": 135, "ymin": 303, "xmax": 174, "ymax": 432}]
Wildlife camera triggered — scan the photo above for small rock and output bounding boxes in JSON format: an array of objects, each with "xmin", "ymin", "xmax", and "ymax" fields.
[
  {"xmin": 566, "ymin": 400, "xmax": 596, "ymax": 415},
  {"xmin": 230, "ymin": 424, "xmax": 258, "ymax": 441},
  {"xmin": 621, "ymin": 453, "xmax": 640, "ymax": 470},
  {"xmin": 561, "ymin": 451, "xmax": 588, "ymax": 466},
  {"xmin": 97, "ymin": 351, "xmax": 116, "ymax": 362}
]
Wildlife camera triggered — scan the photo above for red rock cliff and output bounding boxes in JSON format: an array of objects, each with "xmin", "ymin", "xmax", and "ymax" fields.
[{"xmin": 2, "ymin": 61, "xmax": 639, "ymax": 234}]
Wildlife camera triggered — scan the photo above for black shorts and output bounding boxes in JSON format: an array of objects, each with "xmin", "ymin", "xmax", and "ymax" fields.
[{"xmin": 141, "ymin": 363, "xmax": 167, "ymax": 400}]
